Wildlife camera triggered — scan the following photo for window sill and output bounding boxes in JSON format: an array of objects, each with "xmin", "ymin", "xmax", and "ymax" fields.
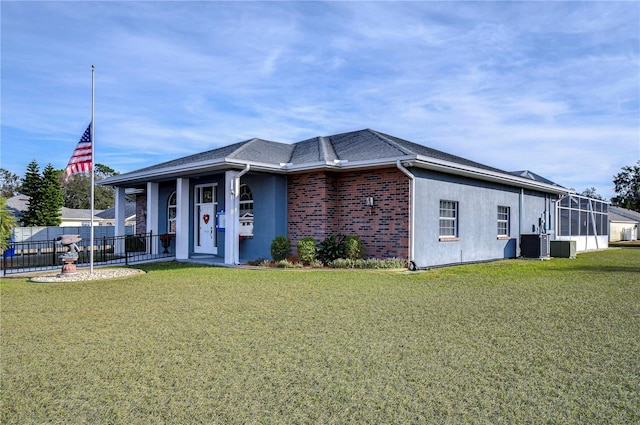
[
  {"xmin": 496, "ymin": 236, "xmax": 511, "ymax": 240},
  {"xmin": 439, "ymin": 237, "xmax": 460, "ymax": 242}
]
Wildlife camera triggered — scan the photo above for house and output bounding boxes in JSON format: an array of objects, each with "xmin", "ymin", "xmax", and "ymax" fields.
[
  {"xmin": 100, "ymin": 128, "xmax": 608, "ymax": 268},
  {"xmin": 5, "ymin": 194, "xmax": 108, "ymax": 227},
  {"xmin": 608, "ymin": 206, "xmax": 639, "ymax": 241},
  {"xmin": 96, "ymin": 203, "xmax": 137, "ymax": 231}
]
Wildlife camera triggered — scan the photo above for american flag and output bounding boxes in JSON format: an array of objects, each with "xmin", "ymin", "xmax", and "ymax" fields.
[{"xmin": 64, "ymin": 124, "xmax": 92, "ymax": 182}]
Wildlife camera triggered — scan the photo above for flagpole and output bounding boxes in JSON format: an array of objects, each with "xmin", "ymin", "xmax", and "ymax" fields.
[{"xmin": 90, "ymin": 65, "xmax": 95, "ymax": 274}]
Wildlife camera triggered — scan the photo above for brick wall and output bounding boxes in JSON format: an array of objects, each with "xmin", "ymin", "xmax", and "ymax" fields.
[{"xmin": 288, "ymin": 168, "xmax": 410, "ymax": 259}]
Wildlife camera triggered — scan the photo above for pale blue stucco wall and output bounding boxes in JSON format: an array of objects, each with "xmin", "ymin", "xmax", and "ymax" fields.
[{"xmin": 412, "ymin": 169, "xmax": 558, "ymax": 268}]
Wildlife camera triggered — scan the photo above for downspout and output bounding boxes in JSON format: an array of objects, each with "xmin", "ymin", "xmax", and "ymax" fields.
[
  {"xmin": 396, "ymin": 160, "xmax": 415, "ymax": 269},
  {"xmin": 519, "ymin": 188, "xmax": 524, "ymax": 257},
  {"xmin": 237, "ymin": 164, "xmax": 251, "ymax": 180}
]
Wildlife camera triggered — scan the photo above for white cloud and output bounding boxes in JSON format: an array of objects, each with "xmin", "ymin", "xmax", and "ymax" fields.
[{"xmin": 1, "ymin": 1, "xmax": 638, "ymax": 200}]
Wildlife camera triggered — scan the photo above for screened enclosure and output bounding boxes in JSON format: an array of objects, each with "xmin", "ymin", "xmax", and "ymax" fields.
[{"xmin": 556, "ymin": 194, "xmax": 608, "ymax": 251}]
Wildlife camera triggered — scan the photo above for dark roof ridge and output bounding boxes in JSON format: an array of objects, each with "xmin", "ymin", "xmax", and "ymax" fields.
[
  {"xmin": 367, "ymin": 129, "xmax": 414, "ymax": 156},
  {"xmin": 319, "ymin": 136, "xmax": 338, "ymax": 162},
  {"xmin": 228, "ymin": 137, "xmax": 269, "ymax": 158}
]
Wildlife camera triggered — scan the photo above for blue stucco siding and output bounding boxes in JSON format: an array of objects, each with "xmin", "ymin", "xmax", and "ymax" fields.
[
  {"xmin": 153, "ymin": 173, "xmax": 286, "ymax": 261},
  {"xmin": 238, "ymin": 173, "xmax": 288, "ymax": 262},
  {"xmin": 158, "ymin": 182, "xmax": 177, "ymax": 235},
  {"xmin": 412, "ymin": 169, "xmax": 557, "ymax": 268}
]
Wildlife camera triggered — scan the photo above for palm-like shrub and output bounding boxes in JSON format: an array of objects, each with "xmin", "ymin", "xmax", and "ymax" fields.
[{"xmin": 317, "ymin": 234, "xmax": 345, "ymax": 265}]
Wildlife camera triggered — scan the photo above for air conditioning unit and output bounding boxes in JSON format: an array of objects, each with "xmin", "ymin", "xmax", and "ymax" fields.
[{"xmin": 520, "ymin": 234, "xmax": 550, "ymax": 259}]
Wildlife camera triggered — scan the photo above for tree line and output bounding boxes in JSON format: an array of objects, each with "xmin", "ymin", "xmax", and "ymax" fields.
[{"xmin": 1, "ymin": 160, "xmax": 119, "ymax": 227}]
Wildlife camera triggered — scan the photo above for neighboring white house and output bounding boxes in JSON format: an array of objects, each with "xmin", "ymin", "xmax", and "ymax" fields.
[
  {"xmin": 96, "ymin": 204, "xmax": 137, "ymax": 231},
  {"xmin": 5, "ymin": 194, "xmax": 108, "ymax": 227},
  {"xmin": 609, "ymin": 206, "xmax": 640, "ymax": 241}
]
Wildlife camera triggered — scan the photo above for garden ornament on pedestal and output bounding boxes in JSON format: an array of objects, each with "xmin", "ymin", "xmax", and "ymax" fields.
[{"xmin": 56, "ymin": 234, "xmax": 81, "ymax": 275}]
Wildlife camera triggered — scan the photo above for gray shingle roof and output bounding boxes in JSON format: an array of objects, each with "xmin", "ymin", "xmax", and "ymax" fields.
[
  {"xmin": 101, "ymin": 128, "xmax": 567, "ymax": 193},
  {"xmin": 96, "ymin": 203, "xmax": 137, "ymax": 220},
  {"xmin": 609, "ymin": 206, "xmax": 640, "ymax": 222},
  {"xmin": 114, "ymin": 129, "xmax": 513, "ymax": 177},
  {"xmin": 5, "ymin": 195, "xmax": 105, "ymax": 221},
  {"xmin": 287, "ymin": 128, "xmax": 512, "ymax": 173}
]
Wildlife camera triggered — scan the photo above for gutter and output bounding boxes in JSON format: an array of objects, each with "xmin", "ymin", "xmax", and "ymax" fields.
[
  {"xmin": 412, "ymin": 155, "xmax": 569, "ymax": 196},
  {"xmin": 396, "ymin": 160, "xmax": 415, "ymax": 269}
]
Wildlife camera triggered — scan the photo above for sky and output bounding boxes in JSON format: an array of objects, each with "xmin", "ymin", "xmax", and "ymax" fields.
[{"xmin": 1, "ymin": 1, "xmax": 638, "ymax": 200}]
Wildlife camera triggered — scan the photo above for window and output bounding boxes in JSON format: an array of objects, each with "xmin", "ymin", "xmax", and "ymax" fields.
[
  {"xmin": 239, "ymin": 184, "xmax": 254, "ymax": 236},
  {"xmin": 439, "ymin": 200, "xmax": 458, "ymax": 238},
  {"xmin": 497, "ymin": 206, "xmax": 510, "ymax": 237},
  {"xmin": 167, "ymin": 191, "xmax": 177, "ymax": 234}
]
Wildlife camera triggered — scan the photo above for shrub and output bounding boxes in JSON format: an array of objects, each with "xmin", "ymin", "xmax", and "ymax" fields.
[
  {"xmin": 344, "ymin": 235, "xmax": 365, "ymax": 260},
  {"xmin": 329, "ymin": 257, "xmax": 407, "ymax": 269},
  {"xmin": 259, "ymin": 259, "xmax": 272, "ymax": 268},
  {"xmin": 296, "ymin": 237, "xmax": 317, "ymax": 264},
  {"xmin": 276, "ymin": 259, "xmax": 293, "ymax": 268},
  {"xmin": 247, "ymin": 257, "xmax": 268, "ymax": 266},
  {"xmin": 276, "ymin": 259, "xmax": 303, "ymax": 268},
  {"xmin": 317, "ymin": 234, "xmax": 345, "ymax": 265},
  {"xmin": 125, "ymin": 235, "xmax": 146, "ymax": 252},
  {"xmin": 310, "ymin": 259, "xmax": 324, "ymax": 268},
  {"xmin": 330, "ymin": 258, "xmax": 355, "ymax": 268},
  {"xmin": 270, "ymin": 236, "xmax": 291, "ymax": 262}
]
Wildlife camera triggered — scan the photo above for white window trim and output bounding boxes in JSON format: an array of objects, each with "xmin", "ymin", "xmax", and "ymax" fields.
[
  {"xmin": 439, "ymin": 200, "xmax": 459, "ymax": 240},
  {"xmin": 497, "ymin": 205, "xmax": 510, "ymax": 238},
  {"xmin": 239, "ymin": 184, "xmax": 254, "ymax": 237}
]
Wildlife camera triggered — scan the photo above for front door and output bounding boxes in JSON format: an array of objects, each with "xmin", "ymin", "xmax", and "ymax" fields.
[{"xmin": 194, "ymin": 184, "xmax": 217, "ymax": 254}]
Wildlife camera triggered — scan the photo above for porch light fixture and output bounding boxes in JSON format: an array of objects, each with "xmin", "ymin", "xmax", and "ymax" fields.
[{"xmin": 366, "ymin": 197, "xmax": 375, "ymax": 208}]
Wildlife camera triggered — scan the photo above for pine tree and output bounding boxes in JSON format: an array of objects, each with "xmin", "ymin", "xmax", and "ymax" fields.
[
  {"xmin": 20, "ymin": 161, "xmax": 64, "ymax": 226},
  {"xmin": 40, "ymin": 164, "xmax": 64, "ymax": 226},
  {"xmin": 22, "ymin": 160, "xmax": 43, "ymax": 227}
]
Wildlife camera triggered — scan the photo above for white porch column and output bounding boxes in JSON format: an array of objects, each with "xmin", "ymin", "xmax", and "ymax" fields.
[
  {"xmin": 114, "ymin": 186, "xmax": 126, "ymax": 255},
  {"xmin": 224, "ymin": 171, "xmax": 240, "ymax": 264},
  {"xmin": 175, "ymin": 178, "xmax": 190, "ymax": 260},
  {"xmin": 147, "ymin": 182, "xmax": 159, "ymax": 254}
]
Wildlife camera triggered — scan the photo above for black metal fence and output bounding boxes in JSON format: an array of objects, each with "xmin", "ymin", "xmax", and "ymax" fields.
[{"xmin": 2, "ymin": 232, "xmax": 175, "ymax": 276}]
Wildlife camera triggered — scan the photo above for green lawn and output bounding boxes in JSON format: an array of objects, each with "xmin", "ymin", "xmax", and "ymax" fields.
[{"xmin": 2, "ymin": 249, "xmax": 639, "ymax": 424}]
